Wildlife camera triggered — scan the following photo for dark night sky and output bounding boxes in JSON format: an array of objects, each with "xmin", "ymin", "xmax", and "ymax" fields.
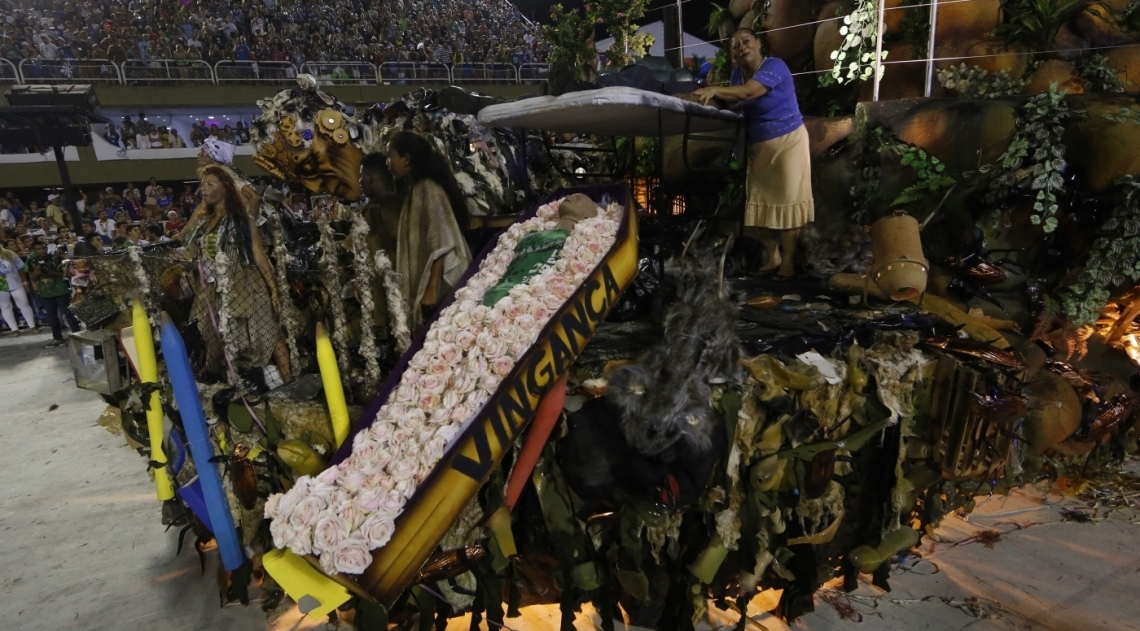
[{"xmin": 513, "ymin": 0, "xmax": 717, "ymax": 45}]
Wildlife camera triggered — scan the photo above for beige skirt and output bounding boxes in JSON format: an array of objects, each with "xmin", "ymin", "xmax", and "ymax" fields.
[{"xmin": 745, "ymin": 125, "xmax": 814, "ymax": 230}]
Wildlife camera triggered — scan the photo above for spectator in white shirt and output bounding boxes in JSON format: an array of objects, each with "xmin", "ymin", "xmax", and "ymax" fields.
[{"xmin": 93, "ymin": 210, "xmax": 114, "ymax": 237}]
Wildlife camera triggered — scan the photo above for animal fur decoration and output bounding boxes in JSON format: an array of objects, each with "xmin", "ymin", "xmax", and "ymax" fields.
[{"xmin": 607, "ymin": 238, "xmax": 742, "ymax": 462}]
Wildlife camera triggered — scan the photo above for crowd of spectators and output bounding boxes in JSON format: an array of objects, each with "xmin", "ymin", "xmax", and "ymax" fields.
[
  {"xmin": 102, "ymin": 116, "xmax": 252, "ymax": 149},
  {"xmin": 0, "ymin": 177, "xmax": 311, "ymax": 341},
  {"xmin": 0, "ymin": 0, "xmax": 548, "ymax": 75}
]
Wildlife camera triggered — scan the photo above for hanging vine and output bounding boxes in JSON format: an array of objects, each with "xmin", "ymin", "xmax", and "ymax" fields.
[
  {"xmin": 1057, "ymin": 177, "xmax": 1140, "ymax": 327},
  {"xmin": 976, "ymin": 85, "xmax": 1083, "ymax": 233},
  {"xmin": 820, "ymin": 0, "xmax": 888, "ymax": 87}
]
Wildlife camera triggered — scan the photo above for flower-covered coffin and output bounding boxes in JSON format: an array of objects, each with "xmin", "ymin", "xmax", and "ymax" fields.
[{"xmin": 266, "ymin": 183, "xmax": 639, "ymax": 604}]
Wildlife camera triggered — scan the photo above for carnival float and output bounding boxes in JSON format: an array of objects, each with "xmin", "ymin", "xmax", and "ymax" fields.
[{"xmin": 63, "ymin": 0, "xmax": 1140, "ymax": 628}]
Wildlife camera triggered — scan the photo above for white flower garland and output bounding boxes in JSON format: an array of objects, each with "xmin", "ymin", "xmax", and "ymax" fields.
[
  {"xmin": 375, "ymin": 250, "xmax": 412, "ymax": 354},
  {"xmin": 127, "ymin": 246, "xmax": 160, "ymax": 340},
  {"xmin": 316, "ymin": 202, "xmax": 351, "ymax": 389},
  {"xmin": 267, "ymin": 210, "xmax": 303, "ymax": 371},
  {"xmin": 213, "ymin": 249, "xmax": 239, "ymax": 384},
  {"xmin": 822, "ymin": 0, "xmax": 887, "ymax": 86},
  {"xmin": 266, "ymin": 198, "xmax": 623, "ymax": 574},
  {"xmin": 350, "ymin": 212, "xmax": 382, "ymax": 394}
]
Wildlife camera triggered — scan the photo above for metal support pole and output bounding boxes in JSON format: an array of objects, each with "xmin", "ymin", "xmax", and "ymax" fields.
[
  {"xmin": 872, "ymin": 0, "xmax": 886, "ymax": 101},
  {"xmin": 677, "ymin": 0, "xmax": 685, "ymax": 63},
  {"xmin": 53, "ymin": 145, "xmax": 82, "ymax": 231},
  {"xmin": 924, "ymin": 0, "xmax": 939, "ymax": 97}
]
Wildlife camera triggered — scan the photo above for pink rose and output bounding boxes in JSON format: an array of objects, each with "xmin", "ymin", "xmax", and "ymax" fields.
[
  {"xmin": 352, "ymin": 437, "xmax": 380, "ymax": 462},
  {"xmin": 361, "ymin": 514, "xmax": 397, "ymax": 549},
  {"xmin": 381, "ymin": 488, "xmax": 406, "ymax": 514},
  {"xmin": 307, "ymin": 481, "xmax": 338, "ymax": 504},
  {"xmin": 312, "ymin": 512, "xmax": 351, "ymax": 554},
  {"xmin": 439, "ymin": 342, "xmax": 462, "ymax": 364},
  {"xmin": 352, "ymin": 487, "xmax": 385, "ymax": 513},
  {"xmin": 491, "ymin": 355, "xmax": 515, "ymax": 376},
  {"xmin": 332, "ymin": 538, "xmax": 373, "ymax": 574},
  {"xmin": 508, "ymin": 301, "xmax": 527, "ymax": 319},
  {"xmin": 417, "ymin": 392, "xmax": 441, "ymax": 412},
  {"xmin": 570, "ymin": 260, "xmax": 591, "ymax": 276},
  {"xmin": 428, "ymin": 359, "xmax": 450, "ymax": 376},
  {"xmin": 550, "ymin": 279, "xmax": 572, "ymax": 300},
  {"xmin": 456, "ymin": 330, "xmax": 478, "ymax": 351},
  {"xmin": 389, "ymin": 458, "xmax": 418, "ymax": 481},
  {"xmin": 418, "ymin": 373, "xmax": 446, "ymax": 395},
  {"xmin": 587, "ymin": 240, "xmax": 605, "ymax": 254}
]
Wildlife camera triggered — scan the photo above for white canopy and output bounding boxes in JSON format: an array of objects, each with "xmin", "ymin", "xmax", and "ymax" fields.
[{"xmin": 595, "ymin": 20, "xmax": 720, "ymax": 60}]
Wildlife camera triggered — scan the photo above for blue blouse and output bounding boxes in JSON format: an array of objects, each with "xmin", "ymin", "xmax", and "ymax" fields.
[{"xmin": 730, "ymin": 57, "xmax": 803, "ymax": 145}]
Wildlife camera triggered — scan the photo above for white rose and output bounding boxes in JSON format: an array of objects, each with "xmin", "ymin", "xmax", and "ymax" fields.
[
  {"xmin": 439, "ymin": 342, "xmax": 462, "ymax": 364},
  {"xmin": 439, "ymin": 325, "xmax": 458, "ymax": 344},
  {"xmin": 456, "ymin": 329, "xmax": 478, "ymax": 351},
  {"xmin": 417, "ymin": 392, "xmax": 441, "ymax": 412},
  {"xmin": 482, "ymin": 373, "xmax": 502, "ymax": 393},
  {"xmin": 264, "ymin": 493, "xmax": 282, "ymax": 519},
  {"xmin": 418, "ymin": 373, "xmax": 447, "ymax": 395},
  {"xmin": 398, "ymin": 407, "xmax": 428, "ymax": 430},
  {"xmin": 439, "ymin": 389, "xmax": 464, "ymax": 415},
  {"xmin": 471, "ymin": 305, "xmax": 492, "ymax": 324},
  {"xmin": 339, "ymin": 468, "xmax": 368, "ymax": 493},
  {"xmin": 450, "ymin": 371, "xmax": 479, "ymax": 395}
]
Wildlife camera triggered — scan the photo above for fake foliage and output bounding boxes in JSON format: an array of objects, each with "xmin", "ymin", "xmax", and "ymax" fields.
[
  {"xmin": 1058, "ymin": 176, "xmax": 1140, "ymax": 327},
  {"xmin": 900, "ymin": 0, "xmax": 931, "ymax": 59},
  {"xmin": 820, "ymin": 0, "xmax": 888, "ymax": 87},
  {"xmin": 709, "ymin": 48, "xmax": 732, "ymax": 85},
  {"xmin": 978, "ymin": 86, "xmax": 1082, "ymax": 233},
  {"xmin": 851, "ymin": 127, "xmax": 955, "ymax": 223},
  {"xmin": 994, "ymin": 0, "xmax": 1090, "ymax": 51},
  {"xmin": 544, "ymin": 4, "xmax": 601, "ymax": 71},
  {"xmin": 937, "ymin": 63, "xmax": 1027, "ymax": 98},
  {"xmin": 1077, "ymin": 54, "xmax": 1126, "ymax": 93},
  {"xmin": 594, "ymin": 0, "xmax": 654, "ymax": 70},
  {"xmin": 706, "ymin": 3, "xmax": 735, "ymax": 38}
]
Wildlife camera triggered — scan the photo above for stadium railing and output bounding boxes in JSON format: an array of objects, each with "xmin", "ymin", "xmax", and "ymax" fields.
[{"xmin": 122, "ymin": 59, "xmax": 215, "ymax": 85}]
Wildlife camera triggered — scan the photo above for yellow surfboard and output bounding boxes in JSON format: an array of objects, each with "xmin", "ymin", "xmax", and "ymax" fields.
[{"xmin": 132, "ymin": 300, "xmax": 175, "ymax": 501}]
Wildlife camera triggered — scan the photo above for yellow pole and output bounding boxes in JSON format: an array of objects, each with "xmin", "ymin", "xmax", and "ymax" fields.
[
  {"xmin": 132, "ymin": 300, "xmax": 175, "ymax": 501},
  {"xmin": 316, "ymin": 322, "xmax": 350, "ymax": 448}
]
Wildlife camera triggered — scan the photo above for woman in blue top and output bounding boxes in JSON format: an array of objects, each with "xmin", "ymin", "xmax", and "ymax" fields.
[{"xmin": 693, "ymin": 28, "xmax": 814, "ymax": 278}]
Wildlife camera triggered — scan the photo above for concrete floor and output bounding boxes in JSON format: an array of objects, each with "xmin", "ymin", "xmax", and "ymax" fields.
[{"xmin": 1, "ymin": 330, "xmax": 1138, "ymax": 631}]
